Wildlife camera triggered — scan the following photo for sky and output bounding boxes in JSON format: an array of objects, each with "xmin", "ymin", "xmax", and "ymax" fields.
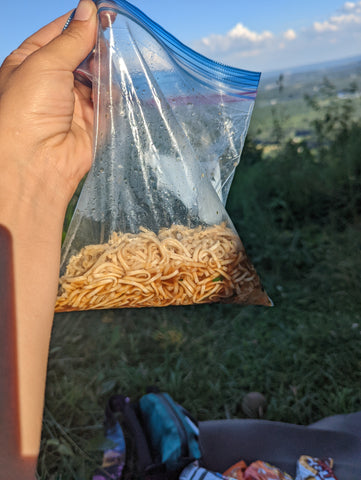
[{"xmin": 1, "ymin": 0, "xmax": 361, "ymax": 73}]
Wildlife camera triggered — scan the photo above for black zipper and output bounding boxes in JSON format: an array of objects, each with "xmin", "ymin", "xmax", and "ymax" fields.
[{"xmin": 156, "ymin": 393, "xmax": 189, "ymax": 458}]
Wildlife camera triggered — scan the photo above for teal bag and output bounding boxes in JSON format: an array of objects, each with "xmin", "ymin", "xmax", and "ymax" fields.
[
  {"xmin": 102, "ymin": 390, "xmax": 202, "ymax": 479},
  {"xmin": 139, "ymin": 392, "xmax": 201, "ymax": 471}
]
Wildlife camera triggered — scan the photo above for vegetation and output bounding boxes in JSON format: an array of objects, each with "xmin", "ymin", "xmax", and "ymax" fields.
[{"xmin": 37, "ymin": 72, "xmax": 361, "ymax": 479}]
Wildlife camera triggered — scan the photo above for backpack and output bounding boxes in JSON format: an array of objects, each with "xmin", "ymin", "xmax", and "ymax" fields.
[{"xmin": 100, "ymin": 389, "xmax": 201, "ymax": 480}]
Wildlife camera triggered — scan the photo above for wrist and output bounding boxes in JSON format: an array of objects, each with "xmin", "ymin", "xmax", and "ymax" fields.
[
  {"xmin": 0, "ymin": 155, "xmax": 68, "ymax": 240},
  {"xmin": 0, "ymin": 189, "xmax": 65, "ymax": 248}
]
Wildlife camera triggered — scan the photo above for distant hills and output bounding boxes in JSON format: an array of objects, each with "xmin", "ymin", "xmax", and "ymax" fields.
[
  {"xmin": 249, "ymin": 53, "xmax": 361, "ymax": 146},
  {"xmin": 261, "ymin": 54, "xmax": 361, "ymax": 82},
  {"xmin": 258, "ymin": 54, "xmax": 361, "ymax": 98}
]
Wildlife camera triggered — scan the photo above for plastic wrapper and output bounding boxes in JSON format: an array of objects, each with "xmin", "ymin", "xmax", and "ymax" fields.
[
  {"xmin": 180, "ymin": 463, "xmax": 236, "ymax": 480},
  {"xmin": 92, "ymin": 422, "xmax": 126, "ymax": 480},
  {"xmin": 223, "ymin": 460, "xmax": 248, "ymax": 480},
  {"xmin": 295, "ymin": 456, "xmax": 338, "ymax": 480},
  {"xmin": 244, "ymin": 461, "xmax": 293, "ymax": 480},
  {"xmin": 55, "ymin": 0, "xmax": 271, "ymax": 312}
]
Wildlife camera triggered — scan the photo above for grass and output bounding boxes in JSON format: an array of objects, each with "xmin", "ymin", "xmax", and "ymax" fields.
[
  {"xmin": 41, "ymin": 294, "xmax": 361, "ymax": 478},
  {"xmin": 37, "ymin": 77, "xmax": 361, "ymax": 479},
  {"xmin": 38, "ymin": 213, "xmax": 361, "ymax": 479}
]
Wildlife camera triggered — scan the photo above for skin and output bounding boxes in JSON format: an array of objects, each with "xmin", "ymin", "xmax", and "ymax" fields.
[{"xmin": 0, "ymin": 0, "xmax": 97, "ymax": 474}]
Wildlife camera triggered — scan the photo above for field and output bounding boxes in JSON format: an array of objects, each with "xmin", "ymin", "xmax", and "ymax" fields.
[
  {"xmin": 37, "ymin": 58, "xmax": 361, "ymax": 479},
  {"xmin": 250, "ymin": 55, "xmax": 361, "ymax": 146}
]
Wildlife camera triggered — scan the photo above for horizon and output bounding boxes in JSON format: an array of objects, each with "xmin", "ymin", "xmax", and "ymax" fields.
[
  {"xmin": 1, "ymin": 1, "xmax": 361, "ymax": 74},
  {"xmin": 260, "ymin": 52, "xmax": 361, "ymax": 80}
]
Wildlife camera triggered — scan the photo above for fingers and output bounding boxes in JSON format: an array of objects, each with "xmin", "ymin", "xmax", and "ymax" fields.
[
  {"xmin": 1, "ymin": 0, "xmax": 97, "ymax": 85},
  {"xmin": 34, "ymin": 0, "xmax": 97, "ymax": 74},
  {"xmin": 99, "ymin": 9, "xmax": 118, "ymax": 29},
  {"xmin": 18, "ymin": 11, "xmax": 73, "ymax": 52},
  {"xmin": 0, "ymin": 11, "xmax": 73, "ymax": 81}
]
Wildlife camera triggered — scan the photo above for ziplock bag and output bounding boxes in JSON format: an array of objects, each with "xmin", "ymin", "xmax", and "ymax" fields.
[{"xmin": 55, "ymin": 0, "xmax": 271, "ymax": 312}]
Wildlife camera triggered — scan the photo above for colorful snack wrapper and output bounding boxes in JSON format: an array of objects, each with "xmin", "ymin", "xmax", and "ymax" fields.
[
  {"xmin": 180, "ymin": 463, "xmax": 237, "ymax": 480},
  {"xmin": 244, "ymin": 461, "xmax": 293, "ymax": 480},
  {"xmin": 92, "ymin": 421, "xmax": 126, "ymax": 480},
  {"xmin": 223, "ymin": 460, "xmax": 248, "ymax": 480},
  {"xmin": 295, "ymin": 456, "xmax": 338, "ymax": 480}
]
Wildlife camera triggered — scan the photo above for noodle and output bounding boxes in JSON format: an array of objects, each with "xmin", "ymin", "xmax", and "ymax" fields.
[{"xmin": 55, "ymin": 222, "xmax": 271, "ymax": 312}]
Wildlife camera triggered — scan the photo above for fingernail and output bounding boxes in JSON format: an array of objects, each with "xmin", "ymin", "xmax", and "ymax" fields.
[{"xmin": 74, "ymin": 0, "xmax": 93, "ymax": 21}]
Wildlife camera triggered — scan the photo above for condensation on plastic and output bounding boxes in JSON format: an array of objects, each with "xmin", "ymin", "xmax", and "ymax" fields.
[{"xmin": 57, "ymin": 0, "xmax": 271, "ymax": 310}]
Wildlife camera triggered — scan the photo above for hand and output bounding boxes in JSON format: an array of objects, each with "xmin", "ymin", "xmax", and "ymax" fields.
[
  {"xmin": 0, "ymin": 0, "xmax": 97, "ymax": 462},
  {"xmin": 0, "ymin": 0, "xmax": 97, "ymax": 214}
]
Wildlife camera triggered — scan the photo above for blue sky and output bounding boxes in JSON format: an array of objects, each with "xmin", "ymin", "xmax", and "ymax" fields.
[{"xmin": 1, "ymin": 0, "xmax": 361, "ymax": 72}]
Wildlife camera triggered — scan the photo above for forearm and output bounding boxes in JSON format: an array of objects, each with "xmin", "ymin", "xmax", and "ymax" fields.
[
  {"xmin": 1, "ymin": 226, "xmax": 38, "ymax": 479},
  {"xmin": 0, "ymin": 167, "xmax": 65, "ymax": 458}
]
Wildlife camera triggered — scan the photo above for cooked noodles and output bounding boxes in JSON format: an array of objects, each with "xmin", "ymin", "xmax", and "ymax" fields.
[{"xmin": 55, "ymin": 222, "xmax": 270, "ymax": 312}]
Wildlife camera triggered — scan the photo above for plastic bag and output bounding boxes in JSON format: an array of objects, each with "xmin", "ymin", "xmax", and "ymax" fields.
[{"xmin": 55, "ymin": 0, "xmax": 271, "ymax": 312}]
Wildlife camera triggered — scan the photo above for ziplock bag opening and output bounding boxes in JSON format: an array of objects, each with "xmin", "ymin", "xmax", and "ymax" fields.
[{"xmin": 55, "ymin": 0, "xmax": 272, "ymax": 312}]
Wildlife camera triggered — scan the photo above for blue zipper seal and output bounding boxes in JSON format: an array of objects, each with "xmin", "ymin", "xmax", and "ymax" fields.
[
  {"xmin": 94, "ymin": 0, "xmax": 260, "ymax": 94},
  {"xmin": 63, "ymin": 9, "xmax": 75, "ymax": 31}
]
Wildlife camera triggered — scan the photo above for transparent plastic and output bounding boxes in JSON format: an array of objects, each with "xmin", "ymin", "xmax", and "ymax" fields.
[{"xmin": 55, "ymin": 0, "xmax": 271, "ymax": 312}]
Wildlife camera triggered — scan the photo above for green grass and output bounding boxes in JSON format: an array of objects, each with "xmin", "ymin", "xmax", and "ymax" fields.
[
  {"xmin": 37, "ymin": 78, "xmax": 361, "ymax": 479},
  {"xmin": 39, "ymin": 206, "xmax": 361, "ymax": 479},
  {"xmin": 40, "ymin": 272, "xmax": 361, "ymax": 478}
]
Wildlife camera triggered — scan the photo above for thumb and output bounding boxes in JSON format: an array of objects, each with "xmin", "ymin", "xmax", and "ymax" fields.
[{"xmin": 38, "ymin": 0, "xmax": 97, "ymax": 73}]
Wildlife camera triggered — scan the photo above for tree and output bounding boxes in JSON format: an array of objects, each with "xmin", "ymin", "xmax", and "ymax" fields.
[{"xmin": 304, "ymin": 76, "xmax": 355, "ymax": 160}]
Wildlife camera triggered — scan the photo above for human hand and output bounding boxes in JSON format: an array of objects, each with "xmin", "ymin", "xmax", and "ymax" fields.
[{"xmin": 0, "ymin": 0, "xmax": 97, "ymax": 219}]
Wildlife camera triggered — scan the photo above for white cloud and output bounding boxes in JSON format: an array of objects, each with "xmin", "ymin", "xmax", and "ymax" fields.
[
  {"xmin": 342, "ymin": 1, "xmax": 361, "ymax": 9},
  {"xmin": 313, "ymin": 8, "xmax": 361, "ymax": 33},
  {"xmin": 311, "ymin": 1, "xmax": 361, "ymax": 34},
  {"xmin": 197, "ymin": 23, "xmax": 273, "ymax": 57},
  {"xmin": 314, "ymin": 20, "xmax": 339, "ymax": 32},
  {"xmin": 191, "ymin": 1, "xmax": 361, "ymax": 72},
  {"xmin": 284, "ymin": 29, "xmax": 296, "ymax": 40},
  {"xmin": 228, "ymin": 23, "xmax": 273, "ymax": 42}
]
